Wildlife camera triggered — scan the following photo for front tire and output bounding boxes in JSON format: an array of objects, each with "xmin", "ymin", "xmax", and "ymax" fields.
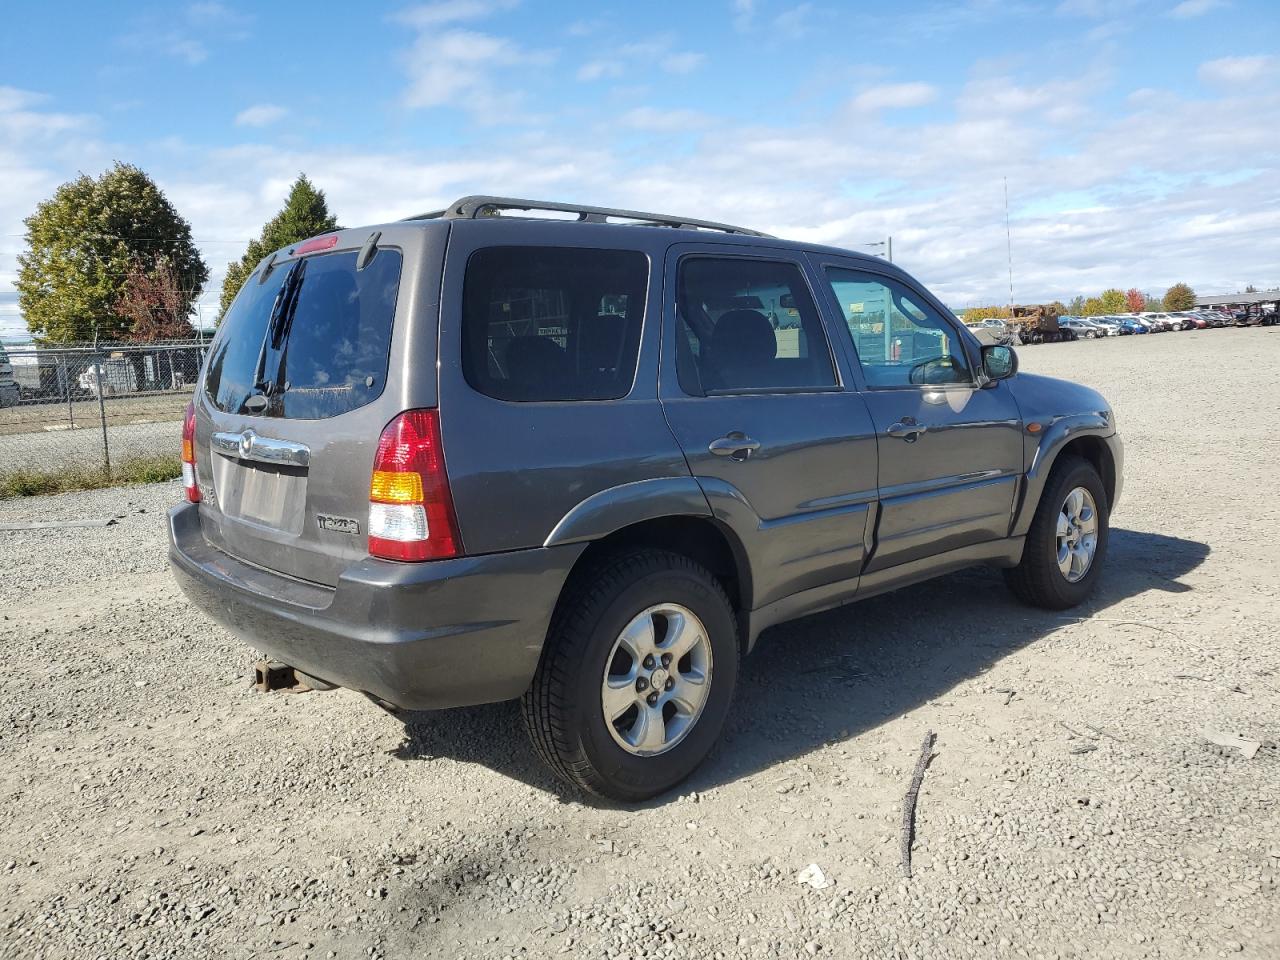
[
  {"xmin": 1004, "ymin": 457, "xmax": 1110, "ymax": 609},
  {"xmin": 522, "ymin": 549, "xmax": 739, "ymax": 802}
]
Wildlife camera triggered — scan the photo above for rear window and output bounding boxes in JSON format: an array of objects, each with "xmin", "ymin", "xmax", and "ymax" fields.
[
  {"xmin": 204, "ymin": 247, "xmax": 402, "ymax": 419},
  {"xmin": 461, "ymin": 246, "xmax": 648, "ymax": 402}
]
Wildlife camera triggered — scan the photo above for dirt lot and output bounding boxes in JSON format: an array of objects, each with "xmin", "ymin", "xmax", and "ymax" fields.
[
  {"xmin": 0, "ymin": 392, "xmax": 186, "ymax": 473},
  {"xmin": 2, "ymin": 329, "xmax": 1278, "ymax": 960}
]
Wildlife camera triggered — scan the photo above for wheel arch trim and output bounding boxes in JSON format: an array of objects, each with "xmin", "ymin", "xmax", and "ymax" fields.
[{"xmin": 1012, "ymin": 416, "xmax": 1119, "ymax": 537}]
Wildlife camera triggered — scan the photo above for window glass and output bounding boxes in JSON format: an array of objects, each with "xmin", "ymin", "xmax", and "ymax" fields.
[
  {"xmin": 205, "ymin": 248, "xmax": 402, "ymax": 419},
  {"xmin": 461, "ymin": 247, "xmax": 648, "ymax": 402},
  {"xmin": 824, "ymin": 268, "xmax": 970, "ymax": 387},
  {"xmin": 676, "ymin": 258, "xmax": 835, "ymax": 394}
]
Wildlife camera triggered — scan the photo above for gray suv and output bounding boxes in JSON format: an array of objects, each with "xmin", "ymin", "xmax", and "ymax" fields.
[{"xmin": 170, "ymin": 197, "xmax": 1123, "ymax": 801}]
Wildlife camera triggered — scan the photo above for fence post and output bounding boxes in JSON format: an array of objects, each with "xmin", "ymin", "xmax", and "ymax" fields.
[
  {"xmin": 94, "ymin": 350, "xmax": 111, "ymax": 478},
  {"xmin": 60, "ymin": 354, "xmax": 75, "ymax": 429}
]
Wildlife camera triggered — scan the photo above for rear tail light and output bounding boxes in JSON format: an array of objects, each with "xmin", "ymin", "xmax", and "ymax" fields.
[
  {"xmin": 181, "ymin": 401, "xmax": 200, "ymax": 503},
  {"xmin": 368, "ymin": 410, "xmax": 461, "ymax": 561}
]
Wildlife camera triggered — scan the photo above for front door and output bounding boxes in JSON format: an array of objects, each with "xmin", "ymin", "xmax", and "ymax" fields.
[
  {"xmin": 811, "ymin": 258, "xmax": 1024, "ymax": 573},
  {"xmin": 659, "ymin": 245, "xmax": 879, "ymax": 609}
]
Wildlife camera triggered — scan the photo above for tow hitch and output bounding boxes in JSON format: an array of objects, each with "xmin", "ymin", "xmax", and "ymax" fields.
[{"xmin": 252, "ymin": 660, "xmax": 335, "ymax": 694}]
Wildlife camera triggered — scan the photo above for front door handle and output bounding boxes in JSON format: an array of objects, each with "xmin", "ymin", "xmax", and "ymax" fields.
[
  {"xmin": 887, "ymin": 419, "xmax": 928, "ymax": 442},
  {"xmin": 708, "ymin": 432, "xmax": 761, "ymax": 460}
]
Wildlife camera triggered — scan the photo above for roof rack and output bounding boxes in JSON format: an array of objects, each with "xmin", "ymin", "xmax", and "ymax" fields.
[{"xmin": 404, "ymin": 195, "xmax": 772, "ymax": 238}]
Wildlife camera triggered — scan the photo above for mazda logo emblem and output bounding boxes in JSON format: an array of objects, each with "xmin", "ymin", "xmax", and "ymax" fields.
[{"xmin": 239, "ymin": 430, "xmax": 255, "ymax": 458}]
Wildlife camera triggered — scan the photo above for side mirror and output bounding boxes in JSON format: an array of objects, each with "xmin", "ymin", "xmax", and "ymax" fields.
[{"xmin": 981, "ymin": 344, "xmax": 1018, "ymax": 382}]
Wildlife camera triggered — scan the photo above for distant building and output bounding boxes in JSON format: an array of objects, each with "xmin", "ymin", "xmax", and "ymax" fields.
[{"xmin": 1195, "ymin": 289, "xmax": 1279, "ymax": 307}]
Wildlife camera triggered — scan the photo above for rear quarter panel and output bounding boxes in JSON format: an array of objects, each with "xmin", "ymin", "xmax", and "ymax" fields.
[{"xmin": 436, "ymin": 220, "xmax": 693, "ymax": 555}]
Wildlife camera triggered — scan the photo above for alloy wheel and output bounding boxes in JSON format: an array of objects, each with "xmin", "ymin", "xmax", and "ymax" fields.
[
  {"xmin": 601, "ymin": 603, "xmax": 713, "ymax": 757},
  {"xmin": 1056, "ymin": 486, "xmax": 1099, "ymax": 583}
]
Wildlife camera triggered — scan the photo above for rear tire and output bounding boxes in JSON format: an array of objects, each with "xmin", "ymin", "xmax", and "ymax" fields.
[
  {"xmin": 522, "ymin": 549, "xmax": 739, "ymax": 802},
  {"xmin": 1004, "ymin": 457, "xmax": 1109, "ymax": 610}
]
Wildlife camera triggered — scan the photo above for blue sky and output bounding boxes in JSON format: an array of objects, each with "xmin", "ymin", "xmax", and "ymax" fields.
[{"xmin": 2, "ymin": 0, "xmax": 1278, "ymax": 336}]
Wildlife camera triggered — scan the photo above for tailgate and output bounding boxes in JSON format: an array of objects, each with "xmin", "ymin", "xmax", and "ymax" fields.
[{"xmin": 192, "ymin": 225, "xmax": 444, "ymax": 586}]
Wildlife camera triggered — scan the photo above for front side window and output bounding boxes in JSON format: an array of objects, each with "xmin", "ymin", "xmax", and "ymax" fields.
[
  {"xmin": 824, "ymin": 268, "xmax": 971, "ymax": 388},
  {"xmin": 675, "ymin": 257, "xmax": 836, "ymax": 394},
  {"xmin": 461, "ymin": 246, "xmax": 648, "ymax": 402}
]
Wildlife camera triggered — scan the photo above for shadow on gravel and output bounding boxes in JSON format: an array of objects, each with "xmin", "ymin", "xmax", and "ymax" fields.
[{"xmin": 391, "ymin": 527, "xmax": 1208, "ymax": 805}]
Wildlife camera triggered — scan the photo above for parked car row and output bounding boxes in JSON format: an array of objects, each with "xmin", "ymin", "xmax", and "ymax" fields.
[{"xmin": 1047, "ymin": 306, "xmax": 1274, "ymax": 340}]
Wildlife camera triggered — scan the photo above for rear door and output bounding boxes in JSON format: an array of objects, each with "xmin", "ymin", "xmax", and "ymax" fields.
[
  {"xmin": 659, "ymin": 244, "xmax": 879, "ymax": 609},
  {"xmin": 194, "ymin": 225, "xmax": 446, "ymax": 587},
  {"xmin": 810, "ymin": 257, "xmax": 1024, "ymax": 573}
]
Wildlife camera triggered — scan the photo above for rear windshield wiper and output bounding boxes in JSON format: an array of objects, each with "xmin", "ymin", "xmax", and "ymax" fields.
[{"xmin": 250, "ymin": 259, "xmax": 307, "ymax": 402}]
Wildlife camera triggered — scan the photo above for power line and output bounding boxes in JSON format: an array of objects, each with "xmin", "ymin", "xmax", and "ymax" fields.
[{"xmin": 0, "ymin": 232, "xmax": 251, "ymax": 243}]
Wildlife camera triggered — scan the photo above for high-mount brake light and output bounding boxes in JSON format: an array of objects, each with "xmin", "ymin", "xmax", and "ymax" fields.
[
  {"xmin": 293, "ymin": 234, "xmax": 339, "ymax": 256},
  {"xmin": 181, "ymin": 401, "xmax": 200, "ymax": 503},
  {"xmin": 368, "ymin": 410, "xmax": 461, "ymax": 562}
]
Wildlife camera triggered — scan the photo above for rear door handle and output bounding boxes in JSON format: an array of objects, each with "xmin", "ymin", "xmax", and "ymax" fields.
[
  {"xmin": 887, "ymin": 419, "xmax": 927, "ymax": 442},
  {"xmin": 708, "ymin": 432, "xmax": 760, "ymax": 460}
]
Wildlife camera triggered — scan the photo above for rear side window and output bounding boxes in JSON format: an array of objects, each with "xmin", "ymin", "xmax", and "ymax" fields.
[
  {"xmin": 461, "ymin": 246, "xmax": 648, "ymax": 402},
  {"xmin": 675, "ymin": 257, "xmax": 836, "ymax": 395},
  {"xmin": 205, "ymin": 248, "xmax": 403, "ymax": 419}
]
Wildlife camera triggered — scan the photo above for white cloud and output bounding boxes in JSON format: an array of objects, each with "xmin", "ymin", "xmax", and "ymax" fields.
[
  {"xmin": 732, "ymin": 0, "xmax": 756, "ymax": 32},
  {"xmin": 578, "ymin": 60, "xmax": 624, "ymax": 81},
  {"xmin": 660, "ymin": 52, "xmax": 705, "ymax": 74},
  {"xmin": 1198, "ymin": 54, "xmax": 1274, "ymax": 86},
  {"xmin": 187, "ymin": 2, "xmax": 252, "ymax": 28},
  {"xmin": 234, "ymin": 104, "xmax": 287, "ymax": 127},
  {"xmin": 773, "ymin": 3, "xmax": 815, "ymax": 38},
  {"xmin": 5, "ymin": 32, "xmax": 1280, "ymax": 336},
  {"xmin": 401, "ymin": 28, "xmax": 554, "ymax": 115},
  {"xmin": 0, "ymin": 86, "xmax": 92, "ymax": 139},
  {"xmin": 618, "ymin": 107, "xmax": 710, "ymax": 132},
  {"xmin": 850, "ymin": 82, "xmax": 938, "ymax": 111},
  {"xmin": 1055, "ymin": 0, "xmax": 1139, "ymax": 16},
  {"xmin": 575, "ymin": 37, "xmax": 704, "ymax": 82},
  {"xmin": 393, "ymin": 0, "xmax": 518, "ymax": 28},
  {"xmin": 1170, "ymin": 0, "xmax": 1223, "ymax": 17},
  {"xmin": 168, "ymin": 38, "xmax": 208, "ymax": 65}
]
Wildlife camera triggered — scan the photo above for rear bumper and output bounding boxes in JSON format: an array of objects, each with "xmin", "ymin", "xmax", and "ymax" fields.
[{"xmin": 168, "ymin": 502, "xmax": 585, "ymax": 710}]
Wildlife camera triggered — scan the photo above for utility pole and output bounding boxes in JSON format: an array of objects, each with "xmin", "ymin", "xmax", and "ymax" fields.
[{"xmin": 1004, "ymin": 177, "xmax": 1014, "ymax": 309}]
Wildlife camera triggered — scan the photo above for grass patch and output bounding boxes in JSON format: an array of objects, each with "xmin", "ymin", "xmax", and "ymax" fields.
[{"xmin": 0, "ymin": 454, "xmax": 182, "ymax": 499}]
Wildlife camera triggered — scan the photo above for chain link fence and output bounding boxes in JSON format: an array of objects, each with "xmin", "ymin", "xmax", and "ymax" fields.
[{"xmin": 0, "ymin": 340, "xmax": 206, "ymax": 489}]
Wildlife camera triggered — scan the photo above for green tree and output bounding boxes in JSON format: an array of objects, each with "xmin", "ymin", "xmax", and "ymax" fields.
[
  {"xmin": 1099, "ymin": 288, "xmax": 1126, "ymax": 314},
  {"xmin": 16, "ymin": 163, "xmax": 208, "ymax": 342},
  {"xmin": 1163, "ymin": 282, "xmax": 1196, "ymax": 311},
  {"xmin": 1066, "ymin": 295, "xmax": 1086, "ymax": 315},
  {"xmin": 1245, "ymin": 284, "xmax": 1258, "ymax": 293},
  {"xmin": 1143, "ymin": 294, "xmax": 1162, "ymax": 311},
  {"xmin": 219, "ymin": 174, "xmax": 339, "ymax": 320},
  {"xmin": 1081, "ymin": 296, "xmax": 1105, "ymax": 316}
]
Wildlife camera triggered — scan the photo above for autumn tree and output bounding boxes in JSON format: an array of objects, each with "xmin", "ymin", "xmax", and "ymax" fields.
[
  {"xmin": 1081, "ymin": 297, "xmax": 1105, "ymax": 316},
  {"xmin": 219, "ymin": 174, "xmax": 339, "ymax": 320},
  {"xmin": 962, "ymin": 305, "xmax": 1011, "ymax": 322},
  {"xmin": 1163, "ymin": 282, "xmax": 1196, "ymax": 311},
  {"xmin": 1099, "ymin": 288, "xmax": 1127, "ymax": 314},
  {"xmin": 114, "ymin": 257, "xmax": 194, "ymax": 341},
  {"xmin": 16, "ymin": 163, "xmax": 207, "ymax": 342},
  {"xmin": 1124, "ymin": 288, "xmax": 1145, "ymax": 313}
]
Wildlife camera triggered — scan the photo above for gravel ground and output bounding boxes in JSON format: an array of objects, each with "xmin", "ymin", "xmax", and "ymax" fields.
[
  {"xmin": 0, "ymin": 419, "xmax": 180, "ymax": 471},
  {"xmin": 2, "ymin": 328, "xmax": 1278, "ymax": 960}
]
